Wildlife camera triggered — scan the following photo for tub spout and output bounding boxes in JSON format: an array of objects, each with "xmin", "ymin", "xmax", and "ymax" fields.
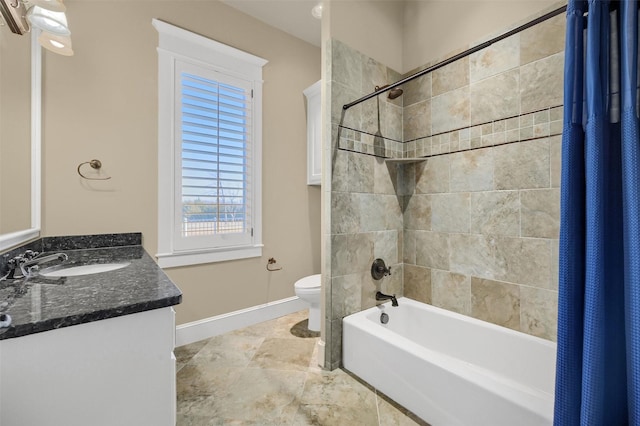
[{"xmin": 376, "ymin": 291, "xmax": 398, "ymax": 307}]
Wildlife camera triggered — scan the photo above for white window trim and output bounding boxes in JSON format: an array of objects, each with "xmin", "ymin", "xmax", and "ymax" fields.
[{"xmin": 153, "ymin": 19, "xmax": 267, "ymax": 268}]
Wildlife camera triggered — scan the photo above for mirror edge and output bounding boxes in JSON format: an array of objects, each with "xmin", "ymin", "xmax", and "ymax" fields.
[{"xmin": 0, "ymin": 30, "xmax": 41, "ymax": 252}]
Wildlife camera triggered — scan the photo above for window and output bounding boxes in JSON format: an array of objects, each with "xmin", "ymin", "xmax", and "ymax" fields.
[{"xmin": 153, "ymin": 20, "xmax": 267, "ymax": 268}]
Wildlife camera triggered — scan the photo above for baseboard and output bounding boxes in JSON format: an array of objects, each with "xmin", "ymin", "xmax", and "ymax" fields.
[{"xmin": 175, "ymin": 296, "xmax": 308, "ymax": 347}]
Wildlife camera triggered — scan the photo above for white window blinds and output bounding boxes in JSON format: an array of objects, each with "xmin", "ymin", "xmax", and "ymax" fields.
[
  {"xmin": 180, "ymin": 71, "xmax": 252, "ymax": 237},
  {"xmin": 173, "ymin": 60, "xmax": 254, "ymax": 252}
]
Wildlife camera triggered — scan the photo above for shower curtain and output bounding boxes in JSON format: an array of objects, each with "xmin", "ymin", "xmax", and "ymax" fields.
[{"xmin": 555, "ymin": 0, "xmax": 640, "ymax": 423}]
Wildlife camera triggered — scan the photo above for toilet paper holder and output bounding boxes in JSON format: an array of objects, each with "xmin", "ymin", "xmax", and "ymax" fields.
[{"xmin": 266, "ymin": 257, "xmax": 282, "ymax": 271}]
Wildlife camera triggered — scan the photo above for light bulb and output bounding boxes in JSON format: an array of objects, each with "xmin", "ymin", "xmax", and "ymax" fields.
[
  {"xmin": 38, "ymin": 31, "xmax": 74, "ymax": 56},
  {"xmin": 311, "ymin": 3, "xmax": 322, "ymax": 20}
]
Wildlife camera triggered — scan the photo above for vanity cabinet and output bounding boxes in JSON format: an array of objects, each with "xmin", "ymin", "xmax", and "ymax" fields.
[
  {"xmin": 0, "ymin": 307, "xmax": 176, "ymax": 426},
  {"xmin": 304, "ymin": 80, "xmax": 321, "ymax": 186}
]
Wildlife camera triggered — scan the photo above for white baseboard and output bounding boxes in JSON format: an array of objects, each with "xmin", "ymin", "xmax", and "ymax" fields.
[{"xmin": 175, "ymin": 296, "xmax": 308, "ymax": 347}]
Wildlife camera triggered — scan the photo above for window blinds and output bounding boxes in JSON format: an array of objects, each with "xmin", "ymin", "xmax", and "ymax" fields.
[{"xmin": 179, "ymin": 71, "xmax": 252, "ymax": 237}]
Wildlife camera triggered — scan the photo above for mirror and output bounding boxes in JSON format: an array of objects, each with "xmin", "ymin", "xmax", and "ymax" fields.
[{"xmin": 0, "ymin": 30, "xmax": 41, "ymax": 251}]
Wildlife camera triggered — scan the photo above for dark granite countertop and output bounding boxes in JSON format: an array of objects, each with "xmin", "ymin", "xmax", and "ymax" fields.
[{"xmin": 0, "ymin": 233, "xmax": 182, "ymax": 340}]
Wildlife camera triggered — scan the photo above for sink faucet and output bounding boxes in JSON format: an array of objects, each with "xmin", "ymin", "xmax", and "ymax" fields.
[
  {"xmin": 20, "ymin": 252, "xmax": 69, "ymax": 275},
  {"xmin": 376, "ymin": 291, "xmax": 398, "ymax": 307},
  {"xmin": 2, "ymin": 251, "xmax": 68, "ymax": 280}
]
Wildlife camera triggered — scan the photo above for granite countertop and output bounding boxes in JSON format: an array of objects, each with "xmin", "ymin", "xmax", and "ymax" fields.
[{"xmin": 0, "ymin": 233, "xmax": 182, "ymax": 340}]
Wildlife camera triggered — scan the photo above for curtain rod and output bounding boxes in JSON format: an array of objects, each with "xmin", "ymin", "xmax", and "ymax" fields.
[{"xmin": 342, "ymin": 4, "xmax": 568, "ymax": 111}]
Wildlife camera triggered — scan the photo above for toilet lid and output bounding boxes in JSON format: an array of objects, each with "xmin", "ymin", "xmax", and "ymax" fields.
[{"xmin": 295, "ymin": 274, "xmax": 321, "ymax": 289}]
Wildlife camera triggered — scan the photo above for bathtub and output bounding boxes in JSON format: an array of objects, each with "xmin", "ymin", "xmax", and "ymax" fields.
[{"xmin": 342, "ymin": 297, "xmax": 556, "ymax": 426}]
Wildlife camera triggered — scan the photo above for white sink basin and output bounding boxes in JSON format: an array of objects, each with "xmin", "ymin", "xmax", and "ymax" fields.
[{"xmin": 39, "ymin": 262, "xmax": 130, "ymax": 277}]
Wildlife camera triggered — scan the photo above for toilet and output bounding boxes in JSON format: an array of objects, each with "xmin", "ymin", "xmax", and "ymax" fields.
[{"xmin": 294, "ymin": 274, "xmax": 321, "ymax": 332}]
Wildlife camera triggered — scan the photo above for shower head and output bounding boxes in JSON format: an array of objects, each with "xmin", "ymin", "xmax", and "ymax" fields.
[
  {"xmin": 388, "ymin": 87, "xmax": 403, "ymax": 100},
  {"xmin": 375, "ymin": 84, "xmax": 403, "ymax": 100}
]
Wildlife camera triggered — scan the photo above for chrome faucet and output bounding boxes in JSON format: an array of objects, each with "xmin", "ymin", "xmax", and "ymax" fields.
[
  {"xmin": 376, "ymin": 291, "xmax": 398, "ymax": 307},
  {"xmin": 20, "ymin": 252, "xmax": 69, "ymax": 275},
  {"xmin": 2, "ymin": 251, "xmax": 68, "ymax": 280}
]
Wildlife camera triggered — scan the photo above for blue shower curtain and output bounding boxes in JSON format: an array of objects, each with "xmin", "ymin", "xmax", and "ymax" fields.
[{"xmin": 555, "ymin": 0, "xmax": 640, "ymax": 423}]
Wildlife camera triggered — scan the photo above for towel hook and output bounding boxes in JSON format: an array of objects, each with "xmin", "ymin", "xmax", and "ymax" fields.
[
  {"xmin": 267, "ymin": 257, "xmax": 282, "ymax": 272},
  {"xmin": 77, "ymin": 159, "xmax": 111, "ymax": 180}
]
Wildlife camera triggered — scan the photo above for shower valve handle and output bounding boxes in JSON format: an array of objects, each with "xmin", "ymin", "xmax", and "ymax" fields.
[
  {"xmin": 371, "ymin": 259, "xmax": 391, "ymax": 280},
  {"xmin": 376, "ymin": 265, "xmax": 391, "ymax": 275}
]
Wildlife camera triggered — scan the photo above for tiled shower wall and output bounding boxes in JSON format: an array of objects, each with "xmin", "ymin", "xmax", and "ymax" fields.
[
  {"xmin": 326, "ymin": 39, "xmax": 405, "ymax": 370},
  {"xmin": 325, "ymin": 11, "xmax": 565, "ymax": 369},
  {"xmin": 401, "ymin": 13, "xmax": 565, "ymax": 341}
]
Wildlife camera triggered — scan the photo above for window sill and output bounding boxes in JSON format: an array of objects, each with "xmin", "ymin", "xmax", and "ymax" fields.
[{"xmin": 156, "ymin": 245, "xmax": 263, "ymax": 268}]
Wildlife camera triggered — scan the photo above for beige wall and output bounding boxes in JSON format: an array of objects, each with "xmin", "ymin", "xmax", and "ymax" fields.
[
  {"xmin": 42, "ymin": 1, "xmax": 321, "ymax": 324},
  {"xmin": 328, "ymin": 0, "xmax": 405, "ymax": 74},
  {"xmin": 403, "ymin": 0, "xmax": 559, "ymax": 72}
]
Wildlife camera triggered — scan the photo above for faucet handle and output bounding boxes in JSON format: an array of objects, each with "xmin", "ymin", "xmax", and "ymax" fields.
[
  {"xmin": 371, "ymin": 259, "xmax": 391, "ymax": 280},
  {"xmin": 22, "ymin": 250, "xmax": 39, "ymax": 260},
  {"xmin": 5, "ymin": 256, "xmax": 25, "ymax": 279}
]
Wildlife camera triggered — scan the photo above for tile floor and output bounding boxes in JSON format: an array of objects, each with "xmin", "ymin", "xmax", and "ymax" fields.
[{"xmin": 175, "ymin": 310, "xmax": 427, "ymax": 425}]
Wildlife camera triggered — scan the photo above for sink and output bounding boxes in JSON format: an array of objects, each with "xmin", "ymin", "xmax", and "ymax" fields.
[{"xmin": 39, "ymin": 262, "xmax": 130, "ymax": 277}]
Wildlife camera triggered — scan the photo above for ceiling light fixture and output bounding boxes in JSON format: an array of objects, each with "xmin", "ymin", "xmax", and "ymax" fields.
[
  {"xmin": 311, "ymin": 2, "xmax": 322, "ymax": 20},
  {"xmin": 0, "ymin": 0, "xmax": 74, "ymax": 56},
  {"xmin": 26, "ymin": 5, "xmax": 70, "ymax": 36}
]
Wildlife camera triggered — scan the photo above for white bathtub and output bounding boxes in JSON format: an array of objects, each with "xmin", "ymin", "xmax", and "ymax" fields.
[{"xmin": 342, "ymin": 297, "xmax": 556, "ymax": 426}]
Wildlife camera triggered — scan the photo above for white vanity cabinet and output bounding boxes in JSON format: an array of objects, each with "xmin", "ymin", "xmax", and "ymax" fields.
[
  {"xmin": 0, "ymin": 307, "xmax": 176, "ymax": 426},
  {"xmin": 304, "ymin": 80, "xmax": 322, "ymax": 186}
]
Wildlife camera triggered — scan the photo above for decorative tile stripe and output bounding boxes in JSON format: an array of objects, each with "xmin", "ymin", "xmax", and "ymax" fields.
[
  {"xmin": 405, "ymin": 105, "xmax": 563, "ymax": 158},
  {"xmin": 337, "ymin": 125, "xmax": 404, "ymax": 158},
  {"xmin": 337, "ymin": 105, "xmax": 562, "ymax": 160}
]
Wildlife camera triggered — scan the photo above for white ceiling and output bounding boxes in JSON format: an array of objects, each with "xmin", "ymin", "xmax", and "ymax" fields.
[{"xmin": 221, "ymin": 0, "xmax": 322, "ymax": 47}]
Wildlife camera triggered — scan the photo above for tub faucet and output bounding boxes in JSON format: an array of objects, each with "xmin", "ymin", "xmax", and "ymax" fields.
[{"xmin": 376, "ymin": 291, "xmax": 398, "ymax": 307}]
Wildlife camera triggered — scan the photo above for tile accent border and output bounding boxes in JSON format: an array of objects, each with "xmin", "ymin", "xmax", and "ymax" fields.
[
  {"xmin": 405, "ymin": 105, "xmax": 563, "ymax": 158},
  {"xmin": 337, "ymin": 125, "xmax": 404, "ymax": 158},
  {"xmin": 337, "ymin": 105, "xmax": 562, "ymax": 160}
]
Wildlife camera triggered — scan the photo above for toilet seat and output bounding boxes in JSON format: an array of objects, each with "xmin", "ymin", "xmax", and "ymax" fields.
[{"xmin": 294, "ymin": 274, "xmax": 321, "ymax": 291}]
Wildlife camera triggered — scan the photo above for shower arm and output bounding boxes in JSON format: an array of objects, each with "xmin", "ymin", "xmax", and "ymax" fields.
[{"xmin": 342, "ymin": 3, "xmax": 568, "ymax": 111}]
